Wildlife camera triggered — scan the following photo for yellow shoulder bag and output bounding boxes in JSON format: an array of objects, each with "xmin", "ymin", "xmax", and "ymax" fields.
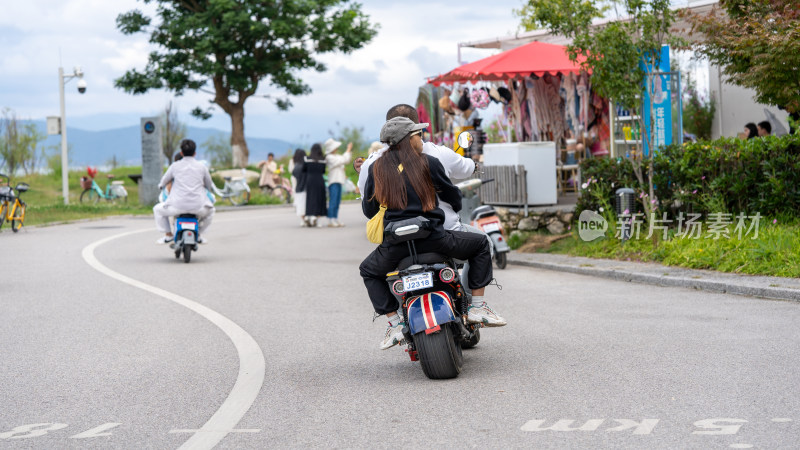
[
  {"xmin": 366, "ymin": 164, "xmax": 402, "ymax": 245},
  {"xmin": 366, "ymin": 204, "xmax": 387, "ymax": 244}
]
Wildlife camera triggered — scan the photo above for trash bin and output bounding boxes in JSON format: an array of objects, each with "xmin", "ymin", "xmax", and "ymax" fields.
[{"xmin": 615, "ymin": 188, "xmax": 636, "ymax": 241}]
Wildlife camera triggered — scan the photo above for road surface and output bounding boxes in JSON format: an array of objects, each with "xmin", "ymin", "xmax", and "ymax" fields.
[{"xmin": 1, "ymin": 203, "xmax": 799, "ymax": 449}]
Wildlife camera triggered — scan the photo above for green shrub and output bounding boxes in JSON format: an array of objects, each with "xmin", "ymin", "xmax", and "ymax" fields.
[{"xmin": 578, "ymin": 133, "xmax": 800, "ymax": 220}]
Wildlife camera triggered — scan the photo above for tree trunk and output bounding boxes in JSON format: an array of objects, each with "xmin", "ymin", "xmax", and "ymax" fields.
[{"xmin": 229, "ymin": 105, "xmax": 249, "ymax": 168}]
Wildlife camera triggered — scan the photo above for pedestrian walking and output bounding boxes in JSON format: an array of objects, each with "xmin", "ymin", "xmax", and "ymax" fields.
[
  {"xmin": 324, "ymin": 138, "xmax": 352, "ymax": 227},
  {"xmin": 289, "ymin": 149, "xmax": 309, "ymax": 226},
  {"xmin": 303, "ymin": 143, "xmax": 328, "ymax": 227}
]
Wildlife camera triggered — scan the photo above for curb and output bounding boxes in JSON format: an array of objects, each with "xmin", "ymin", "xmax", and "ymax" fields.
[{"xmin": 508, "ymin": 253, "xmax": 800, "ymax": 303}]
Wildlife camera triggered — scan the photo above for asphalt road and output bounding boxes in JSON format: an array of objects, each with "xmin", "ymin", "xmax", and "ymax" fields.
[{"xmin": 1, "ymin": 202, "xmax": 799, "ymax": 449}]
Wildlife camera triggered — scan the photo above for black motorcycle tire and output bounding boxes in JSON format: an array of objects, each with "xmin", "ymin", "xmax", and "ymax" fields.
[
  {"xmin": 461, "ymin": 327, "xmax": 480, "ymax": 349},
  {"xmin": 415, "ymin": 323, "xmax": 463, "ymax": 379},
  {"xmin": 495, "ymin": 251, "xmax": 507, "ymax": 269},
  {"xmin": 183, "ymin": 244, "xmax": 192, "ymax": 263}
]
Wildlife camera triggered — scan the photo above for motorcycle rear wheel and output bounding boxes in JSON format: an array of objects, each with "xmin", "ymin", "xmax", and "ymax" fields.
[
  {"xmin": 415, "ymin": 323, "xmax": 463, "ymax": 379},
  {"xmin": 183, "ymin": 244, "xmax": 192, "ymax": 263},
  {"xmin": 495, "ymin": 251, "xmax": 507, "ymax": 269}
]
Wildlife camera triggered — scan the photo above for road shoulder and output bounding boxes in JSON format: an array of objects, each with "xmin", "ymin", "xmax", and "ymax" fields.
[{"xmin": 508, "ymin": 252, "xmax": 800, "ymax": 302}]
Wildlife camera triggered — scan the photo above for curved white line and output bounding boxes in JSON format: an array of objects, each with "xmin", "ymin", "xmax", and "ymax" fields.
[{"xmin": 82, "ymin": 229, "xmax": 265, "ymax": 450}]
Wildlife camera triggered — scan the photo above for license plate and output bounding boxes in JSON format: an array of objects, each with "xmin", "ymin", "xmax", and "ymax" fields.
[
  {"xmin": 482, "ymin": 222, "xmax": 500, "ymax": 233},
  {"xmin": 402, "ymin": 272, "xmax": 433, "ymax": 292},
  {"xmin": 178, "ymin": 221, "xmax": 197, "ymax": 231}
]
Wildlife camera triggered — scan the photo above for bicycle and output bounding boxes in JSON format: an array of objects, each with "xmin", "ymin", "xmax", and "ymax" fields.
[
  {"xmin": 211, "ymin": 176, "xmax": 251, "ymax": 206},
  {"xmin": 260, "ymin": 172, "xmax": 293, "ymax": 204},
  {"xmin": 0, "ymin": 173, "xmax": 28, "ymax": 233},
  {"xmin": 80, "ymin": 174, "xmax": 128, "ymax": 204}
]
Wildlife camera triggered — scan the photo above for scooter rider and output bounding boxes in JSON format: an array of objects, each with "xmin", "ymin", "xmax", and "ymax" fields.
[
  {"xmin": 360, "ymin": 117, "xmax": 499, "ymax": 350},
  {"xmin": 357, "ymin": 105, "xmax": 506, "ymax": 330},
  {"xmin": 154, "ymin": 139, "xmax": 215, "ymax": 244}
]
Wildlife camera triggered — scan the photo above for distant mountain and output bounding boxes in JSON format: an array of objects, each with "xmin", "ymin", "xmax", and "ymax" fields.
[{"xmin": 24, "ymin": 121, "xmax": 295, "ymax": 168}]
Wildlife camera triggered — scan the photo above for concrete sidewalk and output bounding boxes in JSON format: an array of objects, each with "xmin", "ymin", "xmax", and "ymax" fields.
[{"xmin": 508, "ymin": 252, "xmax": 800, "ymax": 302}]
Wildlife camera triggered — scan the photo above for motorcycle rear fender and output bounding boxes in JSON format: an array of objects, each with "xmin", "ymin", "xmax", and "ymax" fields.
[
  {"xmin": 406, "ymin": 291, "xmax": 457, "ymax": 335},
  {"xmin": 490, "ymin": 231, "xmax": 511, "ymax": 252},
  {"xmin": 180, "ymin": 230, "xmax": 197, "ymax": 246}
]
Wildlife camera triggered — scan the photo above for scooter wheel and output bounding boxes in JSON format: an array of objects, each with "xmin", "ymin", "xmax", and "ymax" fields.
[{"xmin": 495, "ymin": 251, "xmax": 507, "ymax": 269}]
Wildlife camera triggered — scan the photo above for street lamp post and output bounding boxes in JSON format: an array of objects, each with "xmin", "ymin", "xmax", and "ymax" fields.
[{"xmin": 57, "ymin": 66, "xmax": 86, "ymax": 205}]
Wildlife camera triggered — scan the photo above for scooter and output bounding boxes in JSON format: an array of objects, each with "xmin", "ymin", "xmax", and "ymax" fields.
[
  {"xmin": 384, "ymin": 217, "xmax": 482, "ymax": 379},
  {"xmin": 172, "ymin": 214, "xmax": 200, "ymax": 263},
  {"xmin": 456, "ymin": 178, "xmax": 511, "ymax": 269}
]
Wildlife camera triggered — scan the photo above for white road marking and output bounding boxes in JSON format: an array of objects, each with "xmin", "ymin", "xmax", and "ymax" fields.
[
  {"xmin": 82, "ymin": 229, "xmax": 266, "ymax": 450},
  {"xmin": 692, "ymin": 418, "xmax": 747, "ymax": 435},
  {"xmin": 70, "ymin": 423, "xmax": 121, "ymax": 439},
  {"xmin": 772, "ymin": 418, "xmax": 793, "ymax": 423},
  {"xmin": 0, "ymin": 423, "xmax": 68, "ymax": 439},
  {"xmin": 730, "ymin": 444, "xmax": 753, "ymax": 449}
]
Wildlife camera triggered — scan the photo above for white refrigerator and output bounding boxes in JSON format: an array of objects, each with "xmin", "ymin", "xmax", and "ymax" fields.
[{"xmin": 482, "ymin": 142, "xmax": 558, "ymax": 205}]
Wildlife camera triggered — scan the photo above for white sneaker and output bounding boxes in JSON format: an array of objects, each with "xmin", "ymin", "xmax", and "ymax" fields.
[
  {"xmin": 467, "ymin": 302, "xmax": 507, "ymax": 327},
  {"xmin": 156, "ymin": 236, "xmax": 172, "ymax": 245},
  {"xmin": 335, "ymin": 219, "xmax": 345, "ymax": 227},
  {"xmin": 380, "ymin": 322, "xmax": 407, "ymax": 350},
  {"xmin": 197, "ymin": 237, "xmax": 207, "ymax": 244}
]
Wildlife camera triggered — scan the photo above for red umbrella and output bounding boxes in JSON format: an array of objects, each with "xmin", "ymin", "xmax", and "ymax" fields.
[{"xmin": 428, "ymin": 41, "xmax": 586, "ymax": 86}]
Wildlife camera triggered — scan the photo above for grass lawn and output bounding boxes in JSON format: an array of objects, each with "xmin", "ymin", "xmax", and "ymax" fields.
[
  {"xmin": 4, "ymin": 165, "xmax": 360, "ymax": 228},
  {"xmin": 524, "ymin": 219, "xmax": 800, "ymax": 279}
]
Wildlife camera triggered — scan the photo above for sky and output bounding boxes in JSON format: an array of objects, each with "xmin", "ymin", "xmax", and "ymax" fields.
[{"xmin": 0, "ymin": 0, "xmax": 526, "ymax": 143}]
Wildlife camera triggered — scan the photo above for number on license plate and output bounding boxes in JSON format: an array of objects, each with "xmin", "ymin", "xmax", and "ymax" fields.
[
  {"xmin": 178, "ymin": 221, "xmax": 197, "ymax": 230},
  {"xmin": 482, "ymin": 222, "xmax": 500, "ymax": 233},
  {"xmin": 402, "ymin": 272, "xmax": 433, "ymax": 292}
]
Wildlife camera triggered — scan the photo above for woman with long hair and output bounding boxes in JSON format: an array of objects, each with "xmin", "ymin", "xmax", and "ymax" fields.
[
  {"xmin": 360, "ymin": 117, "xmax": 503, "ymax": 350},
  {"xmin": 303, "ymin": 143, "xmax": 328, "ymax": 227},
  {"xmin": 289, "ymin": 148, "xmax": 309, "ymax": 226}
]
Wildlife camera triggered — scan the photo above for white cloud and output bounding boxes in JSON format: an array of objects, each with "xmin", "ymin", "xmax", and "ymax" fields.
[{"xmin": 0, "ymin": 0, "xmax": 521, "ymax": 141}]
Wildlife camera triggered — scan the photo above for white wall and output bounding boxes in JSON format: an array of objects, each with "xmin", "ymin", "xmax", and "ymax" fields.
[{"xmin": 708, "ymin": 63, "xmax": 790, "ymax": 139}]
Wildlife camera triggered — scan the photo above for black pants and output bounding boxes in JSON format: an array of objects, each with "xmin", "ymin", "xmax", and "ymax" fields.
[{"xmin": 359, "ymin": 230, "xmax": 493, "ymax": 315}]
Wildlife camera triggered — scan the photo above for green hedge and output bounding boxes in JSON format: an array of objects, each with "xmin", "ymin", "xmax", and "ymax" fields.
[{"xmin": 577, "ymin": 134, "xmax": 800, "ymax": 219}]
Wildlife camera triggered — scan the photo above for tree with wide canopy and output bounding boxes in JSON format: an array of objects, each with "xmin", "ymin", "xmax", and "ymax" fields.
[{"xmin": 115, "ymin": 0, "xmax": 378, "ymax": 167}]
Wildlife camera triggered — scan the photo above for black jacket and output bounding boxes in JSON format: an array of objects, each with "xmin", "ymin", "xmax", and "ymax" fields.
[
  {"xmin": 292, "ymin": 162, "xmax": 307, "ymax": 193},
  {"xmin": 362, "ymin": 154, "xmax": 461, "ymax": 238}
]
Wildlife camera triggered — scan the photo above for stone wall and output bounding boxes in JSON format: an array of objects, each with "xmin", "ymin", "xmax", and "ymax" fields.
[{"xmin": 495, "ymin": 207, "xmax": 574, "ymax": 238}]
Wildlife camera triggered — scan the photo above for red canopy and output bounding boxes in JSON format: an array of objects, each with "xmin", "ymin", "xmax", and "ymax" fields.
[{"xmin": 427, "ymin": 41, "xmax": 585, "ymax": 86}]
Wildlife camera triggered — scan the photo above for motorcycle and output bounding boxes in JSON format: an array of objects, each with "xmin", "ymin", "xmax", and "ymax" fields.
[
  {"xmin": 172, "ymin": 214, "xmax": 200, "ymax": 263},
  {"xmin": 384, "ymin": 217, "xmax": 482, "ymax": 380},
  {"xmin": 456, "ymin": 178, "xmax": 511, "ymax": 269}
]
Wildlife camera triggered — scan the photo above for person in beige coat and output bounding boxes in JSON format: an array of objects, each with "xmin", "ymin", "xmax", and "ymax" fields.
[
  {"xmin": 256, "ymin": 153, "xmax": 279, "ymax": 190},
  {"xmin": 323, "ymin": 138, "xmax": 352, "ymax": 227}
]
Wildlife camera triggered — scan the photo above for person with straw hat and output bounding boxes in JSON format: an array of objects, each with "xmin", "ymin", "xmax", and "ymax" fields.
[{"xmin": 323, "ymin": 137, "xmax": 352, "ymax": 227}]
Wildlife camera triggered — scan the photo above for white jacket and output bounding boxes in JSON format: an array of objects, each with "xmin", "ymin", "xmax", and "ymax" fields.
[
  {"xmin": 357, "ymin": 142, "xmax": 475, "ymax": 231},
  {"xmin": 326, "ymin": 151, "xmax": 352, "ymax": 185}
]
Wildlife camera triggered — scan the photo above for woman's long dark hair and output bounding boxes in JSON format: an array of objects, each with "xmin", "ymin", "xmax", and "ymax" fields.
[
  {"xmin": 745, "ymin": 123, "xmax": 758, "ymax": 139},
  {"xmin": 372, "ymin": 136, "xmax": 436, "ymax": 211},
  {"xmin": 293, "ymin": 149, "xmax": 306, "ymax": 165},
  {"xmin": 309, "ymin": 143, "xmax": 325, "ymax": 161}
]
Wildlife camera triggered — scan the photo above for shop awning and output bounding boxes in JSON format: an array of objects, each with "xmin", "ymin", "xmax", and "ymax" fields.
[{"xmin": 427, "ymin": 41, "xmax": 585, "ymax": 86}]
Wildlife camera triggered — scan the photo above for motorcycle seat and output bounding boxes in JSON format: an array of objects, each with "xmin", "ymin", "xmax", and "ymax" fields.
[
  {"xmin": 471, "ymin": 205, "xmax": 496, "ymax": 221},
  {"xmin": 397, "ymin": 252, "xmax": 449, "ymax": 270},
  {"xmin": 176, "ymin": 213, "xmax": 198, "ymax": 219}
]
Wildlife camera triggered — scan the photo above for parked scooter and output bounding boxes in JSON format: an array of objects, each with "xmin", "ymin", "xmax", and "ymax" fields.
[
  {"xmin": 384, "ymin": 217, "xmax": 482, "ymax": 379},
  {"xmin": 456, "ymin": 178, "xmax": 511, "ymax": 269},
  {"xmin": 172, "ymin": 214, "xmax": 200, "ymax": 263}
]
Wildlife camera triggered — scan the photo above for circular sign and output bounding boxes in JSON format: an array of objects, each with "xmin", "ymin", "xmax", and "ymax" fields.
[
  {"xmin": 144, "ymin": 121, "xmax": 155, "ymax": 134},
  {"xmin": 456, "ymin": 131, "xmax": 474, "ymax": 149}
]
